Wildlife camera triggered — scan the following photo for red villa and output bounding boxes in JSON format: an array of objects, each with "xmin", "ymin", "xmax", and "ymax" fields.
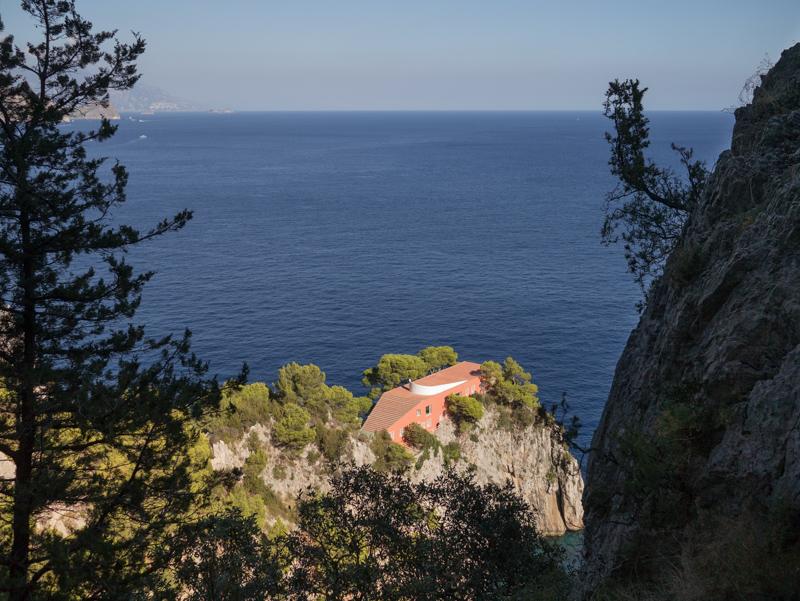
[{"xmin": 361, "ymin": 361, "xmax": 483, "ymax": 444}]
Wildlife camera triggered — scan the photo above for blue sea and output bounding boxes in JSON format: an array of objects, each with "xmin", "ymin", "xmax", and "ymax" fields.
[{"xmin": 87, "ymin": 111, "xmax": 733, "ymax": 446}]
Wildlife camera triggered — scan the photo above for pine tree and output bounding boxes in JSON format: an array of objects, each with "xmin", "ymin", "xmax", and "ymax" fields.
[
  {"xmin": 601, "ymin": 79, "xmax": 708, "ymax": 295},
  {"xmin": 0, "ymin": 2, "xmax": 222, "ymax": 598}
]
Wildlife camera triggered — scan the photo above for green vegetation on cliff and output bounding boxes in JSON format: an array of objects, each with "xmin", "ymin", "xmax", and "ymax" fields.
[{"xmin": 361, "ymin": 345, "xmax": 459, "ymax": 398}]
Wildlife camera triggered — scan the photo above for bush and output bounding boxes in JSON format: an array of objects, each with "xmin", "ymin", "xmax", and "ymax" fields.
[
  {"xmin": 272, "ymin": 403, "xmax": 315, "ymax": 451},
  {"xmin": 242, "ymin": 449, "xmax": 268, "ymax": 496},
  {"xmin": 417, "ymin": 345, "xmax": 458, "ymax": 371},
  {"xmin": 276, "ymin": 362, "xmax": 326, "ymax": 403},
  {"xmin": 446, "ymin": 394, "xmax": 485, "ymax": 432},
  {"xmin": 361, "ymin": 354, "xmax": 430, "ymax": 399},
  {"xmin": 275, "ymin": 363, "xmax": 371, "ymax": 427},
  {"xmin": 370, "ymin": 431, "xmax": 413, "ymax": 473},
  {"xmin": 402, "ymin": 422, "xmax": 438, "ymax": 450},
  {"xmin": 315, "ymin": 424, "xmax": 350, "ymax": 464},
  {"xmin": 208, "ymin": 383, "xmax": 273, "ymax": 444},
  {"xmin": 442, "ymin": 442, "xmax": 461, "ymax": 465}
]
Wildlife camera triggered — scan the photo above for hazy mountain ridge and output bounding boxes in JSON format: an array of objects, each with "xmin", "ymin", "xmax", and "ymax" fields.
[{"xmin": 110, "ymin": 83, "xmax": 200, "ymax": 112}]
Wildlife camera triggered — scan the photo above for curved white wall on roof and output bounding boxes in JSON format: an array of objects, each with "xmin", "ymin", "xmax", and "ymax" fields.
[{"xmin": 409, "ymin": 379, "xmax": 466, "ymax": 396}]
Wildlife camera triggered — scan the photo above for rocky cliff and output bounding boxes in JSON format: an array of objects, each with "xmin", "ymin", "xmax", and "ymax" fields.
[
  {"xmin": 414, "ymin": 409, "xmax": 583, "ymax": 535},
  {"xmin": 582, "ymin": 44, "xmax": 800, "ymax": 597},
  {"xmin": 211, "ymin": 407, "xmax": 584, "ymax": 536}
]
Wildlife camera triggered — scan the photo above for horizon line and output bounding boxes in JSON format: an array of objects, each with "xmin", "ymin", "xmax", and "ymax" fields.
[{"xmin": 124, "ymin": 108, "xmax": 735, "ymax": 114}]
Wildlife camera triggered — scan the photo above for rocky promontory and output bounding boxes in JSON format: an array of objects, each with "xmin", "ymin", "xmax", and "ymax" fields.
[{"xmin": 209, "ymin": 397, "xmax": 583, "ymax": 536}]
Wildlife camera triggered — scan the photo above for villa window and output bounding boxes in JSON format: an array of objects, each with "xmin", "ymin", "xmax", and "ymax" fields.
[
  {"xmin": 425, "ymin": 405, "xmax": 431, "ymax": 415},
  {"xmin": 416, "ymin": 409, "xmax": 421, "ymax": 417}
]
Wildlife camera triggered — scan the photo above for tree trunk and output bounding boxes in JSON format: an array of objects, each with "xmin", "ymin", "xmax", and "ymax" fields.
[{"xmin": 9, "ymin": 206, "xmax": 36, "ymax": 601}]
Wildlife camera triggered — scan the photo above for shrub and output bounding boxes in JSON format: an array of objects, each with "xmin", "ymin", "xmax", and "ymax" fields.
[
  {"xmin": 512, "ymin": 405, "xmax": 536, "ymax": 429},
  {"xmin": 272, "ymin": 403, "xmax": 315, "ymax": 451},
  {"xmin": 171, "ymin": 509, "xmax": 279, "ymax": 600},
  {"xmin": 276, "ymin": 362, "xmax": 326, "ymax": 402},
  {"xmin": 275, "ymin": 363, "xmax": 372, "ymax": 427},
  {"xmin": 417, "ymin": 345, "xmax": 458, "ymax": 371},
  {"xmin": 370, "ymin": 431, "xmax": 413, "ymax": 473},
  {"xmin": 325, "ymin": 385, "xmax": 372, "ymax": 428},
  {"xmin": 402, "ymin": 422, "xmax": 438, "ymax": 450},
  {"xmin": 361, "ymin": 346, "xmax": 458, "ymax": 399},
  {"xmin": 446, "ymin": 394, "xmax": 485, "ymax": 432},
  {"xmin": 361, "ymin": 354, "xmax": 430, "ymax": 399},
  {"xmin": 442, "ymin": 442, "xmax": 461, "ymax": 465},
  {"xmin": 315, "ymin": 425, "xmax": 350, "ymax": 464},
  {"xmin": 272, "ymin": 465, "xmax": 287, "ymax": 481},
  {"xmin": 242, "ymin": 449, "xmax": 268, "ymax": 496},
  {"xmin": 209, "ymin": 382, "xmax": 273, "ymax": 444}
]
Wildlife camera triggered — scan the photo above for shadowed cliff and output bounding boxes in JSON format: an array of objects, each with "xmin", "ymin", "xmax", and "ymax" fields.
[{"xmin": 582, "ymin": 43, "xmax": 800, "ymax": 598}]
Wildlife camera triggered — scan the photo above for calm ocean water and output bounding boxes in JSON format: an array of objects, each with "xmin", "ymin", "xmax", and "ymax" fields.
[{"xmin": 85, "ymin": 111, "xmax": 733, "ymax": 445}]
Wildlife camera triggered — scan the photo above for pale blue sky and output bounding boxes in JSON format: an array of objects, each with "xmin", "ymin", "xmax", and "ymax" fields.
[{"xmin": 3, "ymin": 0, "xmax": 799, "ymax": 110}]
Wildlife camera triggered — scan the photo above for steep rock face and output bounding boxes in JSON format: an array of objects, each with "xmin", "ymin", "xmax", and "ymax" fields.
[
  {"xmin": 419, "ymin": 410, "xmax": 583, "ymax": 536},
  {"xmin": 210, "ymin": 408, "xmax": 584, "ymax": 535},
  {"xmin": 581, "ymin": 44, "xmax": 800, "ymax": 594}
]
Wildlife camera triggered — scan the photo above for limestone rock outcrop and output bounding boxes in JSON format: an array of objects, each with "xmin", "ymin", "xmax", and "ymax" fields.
[{"xmin": 210, "ymin": 407, "xmax": 584, "ymax": 535}]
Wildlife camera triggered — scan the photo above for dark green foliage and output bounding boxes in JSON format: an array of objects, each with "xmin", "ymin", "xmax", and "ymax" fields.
[
  {"xmin": 208, "ymin": 383, "xmax": 273, "ymax": 444},
  {"xmin": 276, "ymin": 362, "xmax": 371, "ymax": 426},
  {"xmin": 370, "ymin": 431, "xmax": 413, "ymax": 473},
  {"xmin": 442, "ymin": 441, "xmax": 461, "ymax": 465},
  {"xmin": 403, "ymin": 423, "xmax": 450, "ymax": 470},
  {"xmin": 602, "ymin": 79, "xmax": 709, "ymax": 294},
  {"xmin": 362, "ymin": 353, "xmax": 430, "ymax": 399},
  {"xmin": 605, "ymin": 384, "xmax": 736, "ymax": 586},
  {"xmin": 361, "ymin": 345, "xmax": 458, "ymax": 399},
  {"xmin": 0, "ymin": 4, "xmax": 227, "ymax": 599},
  {"xmin": 280, "ymin": 466, "xmax": 569, "ymax": 601},
  {"xmin": 168, "ymin": 509, "xmax": 281, "ymax": 601},
  {"xmin": 417, "ymin": 345, "xmax": 459, "ymax": 371},
  {"xmin": 445, "ymin": 394, "xmax": 485, "ymax": 432},
  {"xmin": 618, "ymin": 385, "xmax": 729, "ymax": 517},
  {"xmin": 272, "ymin": 403, "xmax": 315, "ymax": 451},
  {"xmin": 402, "ymin": 422, "xmax": 438, "ymax": 450},
  {"xmin": 276, "ymin": 362, "xmax": 326, "ymax": 402},
  {"xmin": 315, "ymin": 424, "xmax": 350, "ymax": 464},
  {"xmin": 480, "ymin": 358, "xmax": 540, "ymax": 410},
  {"xmin": 242, "ymin": 449, "xmax": 269, "ymax": 496}
]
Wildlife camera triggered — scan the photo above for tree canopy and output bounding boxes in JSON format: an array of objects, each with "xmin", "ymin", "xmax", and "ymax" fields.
[
  {"xmin": 602, "ymin": 79, "xmax": 708, "ymax": 294},
  {"xmin": 280, "ymin": 466, "xmax": 568, "ymax": 601},
  {"xmin": 272, "ymin": 403, "xmax": 315, "ymax": 451},
  {"xmin": 445, "ymin": 394, "xmax": 485, "ymax": 432},
  {"xmin": 361, "ymin": 346, "xmax": 459, "ymax": 399},
  {"xmin": 0, "ymin": 3, "xmax": 226, "ymax": 598},
  {"xmin": 480, "ymin": 357, "xmax": 540, "ymax": 410}
]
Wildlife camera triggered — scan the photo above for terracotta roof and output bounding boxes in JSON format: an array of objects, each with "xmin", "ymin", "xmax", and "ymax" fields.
[{"xmin": 361, "ymin": 361, "xmax": 481, "ymax": 432}]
